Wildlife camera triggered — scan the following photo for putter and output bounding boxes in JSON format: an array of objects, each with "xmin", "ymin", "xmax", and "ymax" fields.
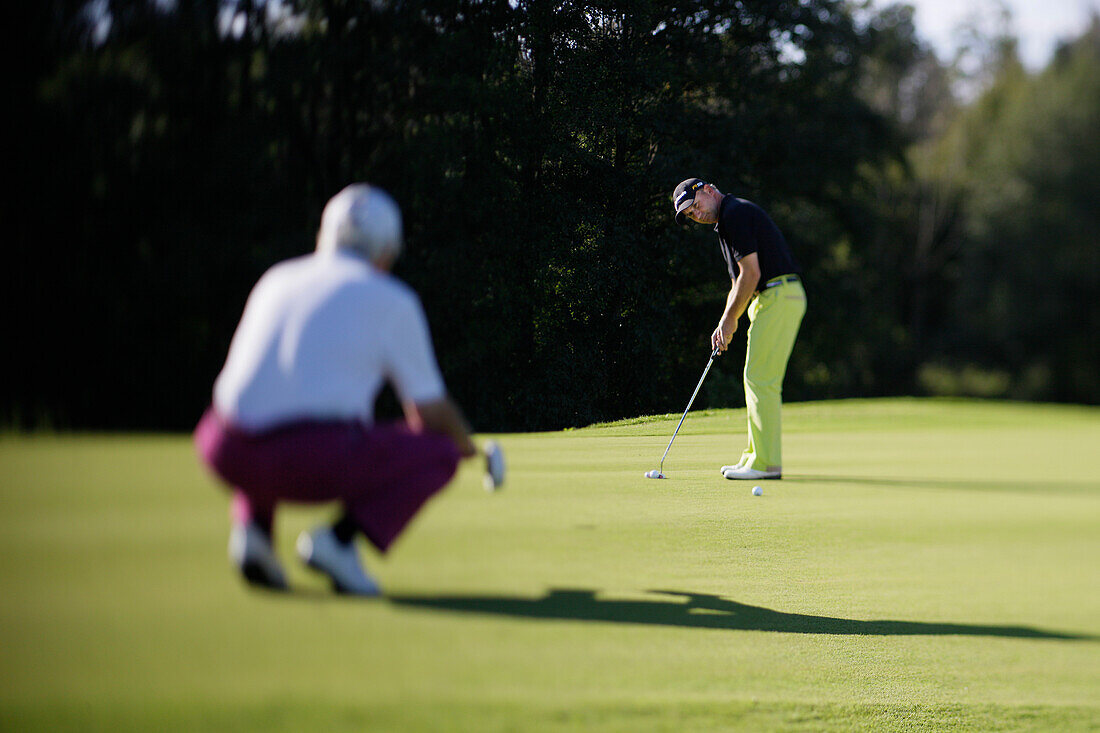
[{"xmin": 646, "ymin": 346, "xmax": 721, "ymax": 479}]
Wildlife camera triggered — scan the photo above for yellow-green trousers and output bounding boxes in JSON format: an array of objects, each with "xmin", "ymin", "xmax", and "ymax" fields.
[{"xmin": 738, "ymin": 278, "xmax": 806, "ymax": 472}]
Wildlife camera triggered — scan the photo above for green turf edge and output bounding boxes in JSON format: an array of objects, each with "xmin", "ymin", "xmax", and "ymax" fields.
[{"xmin": 3, "ymin": 699, "xmax": 1098, "ymax": 733}]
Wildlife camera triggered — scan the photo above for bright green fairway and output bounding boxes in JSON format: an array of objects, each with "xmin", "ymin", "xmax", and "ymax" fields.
[{"xmin": 1, "ymin": 399, "xmax": 1098, "ymax": 731}]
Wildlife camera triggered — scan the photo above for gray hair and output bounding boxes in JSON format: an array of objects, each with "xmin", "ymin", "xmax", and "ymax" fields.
[{"xmin": 315, "ymin": 184, "xmax": 403, "ymax": 264}]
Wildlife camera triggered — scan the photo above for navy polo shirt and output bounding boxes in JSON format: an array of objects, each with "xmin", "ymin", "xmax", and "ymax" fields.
[{"xmin": 714, "ymin": 197, "xmax": 801, "ymax": 287}]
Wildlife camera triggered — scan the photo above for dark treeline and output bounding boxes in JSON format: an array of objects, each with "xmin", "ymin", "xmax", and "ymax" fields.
[{"xmin": 7, "ymin": 1, "xmax": 1099, "ymax": 432}]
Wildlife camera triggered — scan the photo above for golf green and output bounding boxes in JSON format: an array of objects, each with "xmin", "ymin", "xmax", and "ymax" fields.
[{"xmin": 1, "ymin": 399, "xmax": 1098, "ymax": 731}]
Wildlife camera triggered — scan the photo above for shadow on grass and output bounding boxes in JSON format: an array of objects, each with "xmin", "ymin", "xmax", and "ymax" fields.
[
  {"xmin": 785, "ymin": 475, "xmax": 1100, "ymax": 494},
  {"xmin": 389, "ymin": 589, "xmax": 1094, "ymax": 640}
]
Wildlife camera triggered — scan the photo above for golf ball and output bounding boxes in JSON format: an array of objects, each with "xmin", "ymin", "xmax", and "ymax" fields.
[{"xmin": 752, "ymin": 486, "xmax": 763, "ymax": 496}]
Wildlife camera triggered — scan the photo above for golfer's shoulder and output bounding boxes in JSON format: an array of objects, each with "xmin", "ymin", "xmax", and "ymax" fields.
[
  {"xmin": 358, "ymin": 271, "xmax": 424, "ymax": 314},
  {"xmin": 731, "ymin": 197, "xmax": 777, "ymax": 229},
  {"xmin": 726, "ymin": 197, "xmax": 765, "ymax": 216},
  {"xmin": 318, "ymin": 254, "xmax": 409, "ymax": 297},
  {"xmin": 250, "ymin": 254, "xmax": 314, "ymax": 295},
  {"xmin": 717, "ymin": 196, "xmax": 754, "ymax": 228},
  {"xmin": 261, "ymin": 253, "xmax": 311, "ymax": 277}
]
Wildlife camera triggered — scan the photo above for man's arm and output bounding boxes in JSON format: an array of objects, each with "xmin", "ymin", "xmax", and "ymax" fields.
[
  {"xmin": 711, "ymin": 252, "xmax": 760, "ymax": 353},
  {"xmin": 404, "ymin": 396, "xmax": 478, "ymax": 458}
]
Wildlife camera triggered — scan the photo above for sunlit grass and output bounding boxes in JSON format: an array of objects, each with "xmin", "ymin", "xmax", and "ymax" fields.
[{"xmin": 1, "ymin": 399, "xmax": 1098, "ymax": 731}]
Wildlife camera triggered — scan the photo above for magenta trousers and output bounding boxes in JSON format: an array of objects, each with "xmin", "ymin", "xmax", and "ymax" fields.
[{"xmin": 194, "ymin": 408, "xmax": 460, "ymax": 553}]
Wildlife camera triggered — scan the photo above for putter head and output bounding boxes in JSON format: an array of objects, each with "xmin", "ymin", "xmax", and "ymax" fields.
[{"xmin": 644, "ymin": 470, "xmax": 666, "ymax": 479}]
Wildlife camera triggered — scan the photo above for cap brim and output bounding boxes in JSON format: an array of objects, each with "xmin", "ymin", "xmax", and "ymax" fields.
[
  {"xmin": 673, "ymin": 187, "xmax": 698, "ymax": 225},
  {"xmin": 674, "ymin": 198, "xmax": 694, "ymax": 225}
]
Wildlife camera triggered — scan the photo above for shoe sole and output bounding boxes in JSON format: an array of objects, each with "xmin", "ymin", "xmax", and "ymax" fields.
[
  {"xmin": 308, "ymin": 563, "xmax": 380, "ymax": 594},
  {"xmin": 301, "ymin": 555, "xmax": 350, "ymax": 594},
  {"xmin": 240, "ymin": 560, "xmax": 288, "ymax": 591},
  {"xmin": 300, "ymin": 552, "xmax": 381, "ymax": 597},
  {"xmin": 332, "ymin": 578, "xmax": 379, "ymax": 596},
  {"xmin": 722, "ymin": 473, "xmax": 782, "ymax": 480}
]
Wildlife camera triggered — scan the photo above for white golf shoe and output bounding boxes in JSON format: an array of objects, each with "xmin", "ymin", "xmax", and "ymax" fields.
[
  {"xmin": 228, "ymin": 522, "xmax": 288, "ymax": 590},
  {"xmin": 296, "ymin": 526, "xmax": 381, "ymax": 597},
  {"xmin": 719, "ymin": 458, "xmax": 748, "ymax": 475},
  {"xmin": 722, "ymin": 465, "xmax": 782, "ymax": 480}
]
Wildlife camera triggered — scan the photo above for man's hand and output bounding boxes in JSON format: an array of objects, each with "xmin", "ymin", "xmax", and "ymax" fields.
[{"xmin": 711, "ymin": 318, "xmax": 737, "ymax": 353}]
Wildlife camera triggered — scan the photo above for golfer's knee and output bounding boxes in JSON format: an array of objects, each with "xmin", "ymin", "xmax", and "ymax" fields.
[{"xmin": 744, "ymin": 373, "xmax": 779, "ymax": 394}]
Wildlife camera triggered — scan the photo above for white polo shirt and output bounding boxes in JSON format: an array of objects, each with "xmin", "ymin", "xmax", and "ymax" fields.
[{"xmin": 213, "ymin": 251, "xmax": 446, "ymax": 431}]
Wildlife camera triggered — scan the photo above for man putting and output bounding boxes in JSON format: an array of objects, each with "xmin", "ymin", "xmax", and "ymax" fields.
[
  {"xmin": 672, "ymin": 178, "xmax": 806, "ymax": 480},
  {"xmin": 195, "ymin": 183, "xmax": 503, "ymax": 595}
]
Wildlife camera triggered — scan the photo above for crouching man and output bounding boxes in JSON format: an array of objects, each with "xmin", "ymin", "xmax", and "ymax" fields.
[{"xmin": 194, "ymin": 184, "xmax": 503, "ymax": 596}]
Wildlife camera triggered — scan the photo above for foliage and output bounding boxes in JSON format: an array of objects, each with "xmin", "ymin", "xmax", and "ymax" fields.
[
  {"xmin": 904, "ymin": 20, "xmax": 1100, "ymax": 401},
  {"xmin": 847, "ymin": 9, "xmax": 1100, "ymax": 405},
  {"xmin": 6, "ymin": 0, "xmax": 882, "ymax": 430},
  {"xmin": 7, "ymin": 1, "xmax": 1099, "ymax": 431}
]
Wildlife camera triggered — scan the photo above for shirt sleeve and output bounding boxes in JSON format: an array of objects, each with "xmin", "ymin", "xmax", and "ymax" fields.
[{"xmin": 384, "ymin": 293, "xmax": 447, "ymax": 405}]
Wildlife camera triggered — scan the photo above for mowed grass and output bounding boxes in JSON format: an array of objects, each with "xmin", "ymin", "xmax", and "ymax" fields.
[{"xmin": 1, "ymin": 398, "xmax": 1098, "ymax": 731}]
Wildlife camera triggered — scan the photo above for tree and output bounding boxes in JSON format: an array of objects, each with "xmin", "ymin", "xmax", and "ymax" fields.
[
  {"xmin": 8, "ymin": 0, "xmax": 904, "ymax": 431},
  {"xmin": 940, "ymin": 20, "xmax": 1100, "ymax": 401}
]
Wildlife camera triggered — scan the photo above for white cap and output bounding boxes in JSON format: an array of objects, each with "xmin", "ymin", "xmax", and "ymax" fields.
[{"xmin": 315, "ymin": 184, "xmax": 403, "ymax": 264}]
